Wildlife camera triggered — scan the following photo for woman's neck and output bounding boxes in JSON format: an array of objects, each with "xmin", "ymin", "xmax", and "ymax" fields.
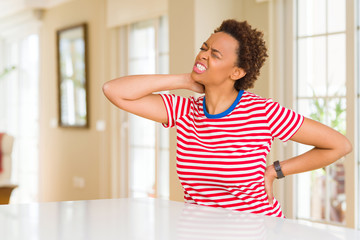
[{"xmin": 204, "ymin": 86, "xmax": 239, "ymax": 115}]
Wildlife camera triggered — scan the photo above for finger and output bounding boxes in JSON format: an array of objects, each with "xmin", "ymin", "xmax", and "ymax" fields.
[
  {"xmin": 196, "ymin": 83, "xmax": 205, "ymax": 93},
  {"xmin": 265, "ymin": 183, "xmax": 273, "ymax": 207},
  {"xmin": 268, "ymin": 191, "xmax": 273, "ymax": 207},
  {"xmin": 192, "ymin": 82, "xmax": 205, "ymax": 93}
]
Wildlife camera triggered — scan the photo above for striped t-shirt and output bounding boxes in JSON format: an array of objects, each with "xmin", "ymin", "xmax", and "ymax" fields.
[{"xmin": 160, "ymin": 90, "xmax": 304, "ymax": 218}]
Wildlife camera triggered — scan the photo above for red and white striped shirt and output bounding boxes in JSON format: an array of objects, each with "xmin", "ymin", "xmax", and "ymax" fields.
[{"xmin": 160, "ymin": 90, "xmax": 304, "ymax": 218}]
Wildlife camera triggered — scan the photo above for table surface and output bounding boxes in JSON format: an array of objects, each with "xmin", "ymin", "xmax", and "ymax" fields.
[{"xmin": 0, "ymin": 198, "xmax": 359, "ymax": 240}]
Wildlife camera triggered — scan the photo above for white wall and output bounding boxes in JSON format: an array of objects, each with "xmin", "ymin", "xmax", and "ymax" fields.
[{"xmin": 107, "ymin": 0, "xmax": 167, "ymax": 27}]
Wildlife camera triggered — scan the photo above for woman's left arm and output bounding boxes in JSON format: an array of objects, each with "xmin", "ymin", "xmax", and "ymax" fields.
[{"xmin": 264, "ymin": 117, "xmax": 352, "ymax": 206}]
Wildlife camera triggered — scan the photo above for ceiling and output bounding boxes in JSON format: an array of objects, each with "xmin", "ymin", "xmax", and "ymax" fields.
[{"xmin": 0, "ymin": 0, "xmax": 72, "ymax": 19}]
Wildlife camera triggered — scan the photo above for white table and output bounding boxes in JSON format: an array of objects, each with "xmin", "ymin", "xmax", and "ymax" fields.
[{"xmin": 0, "ymin": 198, "xmax": 359, "ymax": 240}]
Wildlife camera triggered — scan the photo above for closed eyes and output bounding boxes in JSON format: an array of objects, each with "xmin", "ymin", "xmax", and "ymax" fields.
[{"xmin": 200, "ymin": 43, "xmax": 222, "ymax": 59}]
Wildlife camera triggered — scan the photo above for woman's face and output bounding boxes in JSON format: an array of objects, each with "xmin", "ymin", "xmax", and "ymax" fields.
[{"xmin": 191, "ymin": 32, "xmax": 243, "ymax": 88}]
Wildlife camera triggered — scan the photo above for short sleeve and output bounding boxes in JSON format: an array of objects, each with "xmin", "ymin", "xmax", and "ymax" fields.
[
  {"xmin": 159, "ymin": 93, "xmax": 191, "ymax": 128},
  {"xmin": 265, "ymin": 99, "xmax": 304, "ymax": 142}
]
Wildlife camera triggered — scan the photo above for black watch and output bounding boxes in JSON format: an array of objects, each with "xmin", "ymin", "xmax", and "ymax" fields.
[{"xmin": 273, "ymin": 160, "xmax": 285, "ymax": 179}]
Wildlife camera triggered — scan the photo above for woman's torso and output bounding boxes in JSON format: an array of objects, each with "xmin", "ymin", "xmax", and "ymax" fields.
[{"xmin": 173, "ymin": 91, "xmax": 285, "ymax": 218}]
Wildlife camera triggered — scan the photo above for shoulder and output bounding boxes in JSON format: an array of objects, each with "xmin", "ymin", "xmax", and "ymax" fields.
[
  {"xmin": 241, "ymin": 91, "xmax": 270, "ymax": 106},
  {"xmin": 189, "ymin": 94, "xmax": 204, "ymax": 106},
  {"xmin": 160, "ymin": 93, "xmax": 196, "ymax": 104},
  {"xmin": 160, "ymin": 94, "xmax": 203, "ymax": 113}
]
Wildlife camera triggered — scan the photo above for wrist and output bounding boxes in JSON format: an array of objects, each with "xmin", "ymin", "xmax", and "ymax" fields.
[
  {"xmin": 182, "ymin": 73, "xmax": 193, "ymax": 89},
  {"xmin": 168, "ymin": 73, "xmax": 189, "ymax": 89},
  {"xmin": 265, "ymin": 164, "xmax": 277, "ymax": 180}
]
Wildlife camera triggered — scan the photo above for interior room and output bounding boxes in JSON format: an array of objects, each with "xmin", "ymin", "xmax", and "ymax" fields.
[{"xmin": 0, "ymin": 0, "xmax": 359, "ymax": 238}]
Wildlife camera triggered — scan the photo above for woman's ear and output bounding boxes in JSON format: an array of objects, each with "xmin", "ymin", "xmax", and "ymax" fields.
[{"xmin": 231, "ymin": 67, "xmax": 246, "ymax": 80}]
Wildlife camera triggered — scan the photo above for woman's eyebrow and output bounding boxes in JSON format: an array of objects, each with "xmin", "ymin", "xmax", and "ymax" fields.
[{"xmin": 203, "ymin": 42, "xmax": 223, "ymax": 56}]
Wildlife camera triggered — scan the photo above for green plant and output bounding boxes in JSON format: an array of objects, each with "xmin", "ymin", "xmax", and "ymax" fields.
[
  {"xmin": 309, "ymin": 88, "xmax": 346, "ymax": 135},
  {"xmin": 308, "ymin": 85, "xmax": 346, "ymax": 174},
  {"xmin": 308, "ymin": 86, "xmax": 347, "ymax": 221},
  {"xmin": 0, "ymin": 66, "xmax": 16, "ymax": 80}
]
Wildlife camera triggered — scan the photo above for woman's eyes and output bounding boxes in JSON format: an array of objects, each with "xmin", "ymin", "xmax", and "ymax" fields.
[
  {"xmin": 199, "ymin": 47, "xmax": 219, "ymax": 58},
  {"xmin": 211, "ymin": 53, "xmax": 219, "ymax": 59}
]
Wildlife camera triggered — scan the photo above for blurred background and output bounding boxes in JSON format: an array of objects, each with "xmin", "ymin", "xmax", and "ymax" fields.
[{"xmin": 0, "ymin": 0, "xmax": 359, "ymax": 229}]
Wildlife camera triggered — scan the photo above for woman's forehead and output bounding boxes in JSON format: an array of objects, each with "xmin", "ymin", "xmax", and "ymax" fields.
[{"xmin": 204, "ymin": 32, "xmax": 239, "ymax": 53}]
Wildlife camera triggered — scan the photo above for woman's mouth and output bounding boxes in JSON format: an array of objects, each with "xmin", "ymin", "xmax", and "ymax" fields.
[{"xmin": 193, "ymin": 62, "xmax": 207, "ymax": 74}]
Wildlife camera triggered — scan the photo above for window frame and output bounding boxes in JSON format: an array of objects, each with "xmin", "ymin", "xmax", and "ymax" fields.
[
  {"xmin": 108, "ymin": 16, "xmax": 170, "ymax": 200},
  {"xmin": 275, "ymin": 0, "xmax": 358, "ymax": 228},
  {"xmin": 278, "ymin": 0, "xmax": 359, "ymax": 228}
]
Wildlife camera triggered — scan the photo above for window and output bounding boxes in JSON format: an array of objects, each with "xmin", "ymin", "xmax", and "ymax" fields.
[
  {"xmin": 295, "ymin": 0, "xmax": 347, "ymax": 224},
  {"xmin": 119, "ymin": 16, "xmax": 170, "ymax": 199},
  {"xmin": 0, "ymin": 34, "xmax": 39, "ymax": 203}
]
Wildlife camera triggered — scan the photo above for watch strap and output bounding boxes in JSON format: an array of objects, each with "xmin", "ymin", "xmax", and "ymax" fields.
[{"xmin": 273, "ymin": 160, "xmax": 285, "ymax": 179}]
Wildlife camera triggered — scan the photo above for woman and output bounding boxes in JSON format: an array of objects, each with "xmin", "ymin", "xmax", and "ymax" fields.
[{"xmin": 103, "ymin": 19, "xmax": 352, "ymax": 218}]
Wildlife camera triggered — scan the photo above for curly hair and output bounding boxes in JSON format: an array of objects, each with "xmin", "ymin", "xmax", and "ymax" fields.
[{"xmin": 214, "ymin": 19, "xmax": 268, "ymax": 91}]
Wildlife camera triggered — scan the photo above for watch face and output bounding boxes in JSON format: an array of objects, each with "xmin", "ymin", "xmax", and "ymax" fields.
[
  {"xmin": 274, "ymin": 161, "xmax": 281, "ymax": 171},
  {"xmin": 274, "ymin": 161, "xmax": 284, "ymax": 178}
]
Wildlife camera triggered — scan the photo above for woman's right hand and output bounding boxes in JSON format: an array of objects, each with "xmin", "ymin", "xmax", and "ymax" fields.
[{"xmin": 184, "ymin": 73, "xmax": 205, "ymax": 93}]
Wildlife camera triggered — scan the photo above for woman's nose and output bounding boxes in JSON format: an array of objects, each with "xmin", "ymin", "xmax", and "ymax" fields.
[{"xmin": 199, "ymin": 50, "xmax": 209, "ymax": 60}]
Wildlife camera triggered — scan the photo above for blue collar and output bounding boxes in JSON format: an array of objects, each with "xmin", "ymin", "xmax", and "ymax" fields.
[{"xmin": 203, "ymin": 90, "xmax": 244, "ymax": 119}]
